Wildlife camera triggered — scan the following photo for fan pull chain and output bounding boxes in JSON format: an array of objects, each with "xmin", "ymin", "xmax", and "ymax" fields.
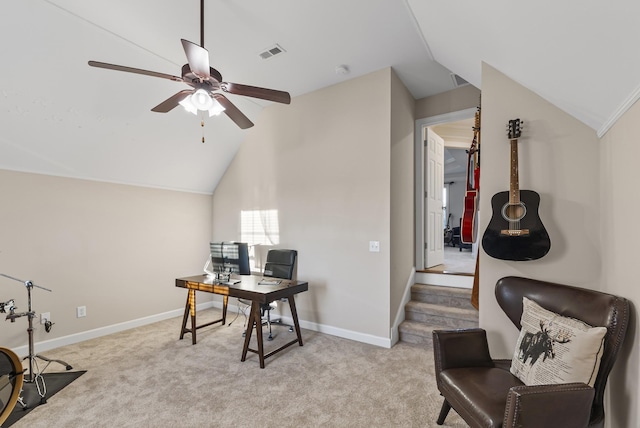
[{"xmin": 201, "ymin": 114, "xmax": 205, "ymax": 143}]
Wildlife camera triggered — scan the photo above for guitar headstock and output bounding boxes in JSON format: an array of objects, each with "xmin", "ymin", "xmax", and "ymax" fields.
[{"xmin": 507, "ymin": 118, "xmax": 522, "ymax": 140}]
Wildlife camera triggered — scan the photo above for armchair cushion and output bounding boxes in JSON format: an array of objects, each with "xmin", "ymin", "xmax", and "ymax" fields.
[
  {"xmin": 439, "ymin": 367, "xmax": 523, "ymax": 427},
  {"xmin": 510, "ymin": 297, "xmax": 607, "ymax": 387}
]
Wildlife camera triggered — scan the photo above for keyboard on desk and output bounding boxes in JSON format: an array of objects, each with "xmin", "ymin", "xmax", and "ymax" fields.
[{"xmin": 258, "ymin": 279, "xmax": 281, "ymax": 285}]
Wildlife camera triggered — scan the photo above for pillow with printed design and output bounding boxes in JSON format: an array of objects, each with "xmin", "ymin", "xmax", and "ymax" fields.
[{"xmin": 510, "ymin": 297, "xmax": 607, "ymax": 387}]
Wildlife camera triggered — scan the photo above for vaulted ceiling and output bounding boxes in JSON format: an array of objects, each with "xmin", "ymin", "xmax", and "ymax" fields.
[{"xmin": 1, "ymin": 1, "xmax": 637, "ymax": 194}]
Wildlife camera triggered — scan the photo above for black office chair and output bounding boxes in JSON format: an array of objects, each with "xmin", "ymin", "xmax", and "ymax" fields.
[{"xmin": 261, "ymin": 249, "xmax": 297, "ymax": 340}]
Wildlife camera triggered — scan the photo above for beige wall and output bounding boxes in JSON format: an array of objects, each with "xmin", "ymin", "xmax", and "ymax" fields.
[
  {"xmin": 212, "ymin": 68, "xmax": 394, "ymax": 342},
  {"xmin": 390, "ymin": 70, "xmax": 416, "ymax": 327},
  {"xmin": 0, "ymin": 170, "xmax": 211, "ymax": 350},
  {"xmin": 415, "ymin": 84, "xmax": 480, "ymax": 120},
  {"xmin": 479, "ymin": 63, "xmax": 602, "ymax": 353},
  {"xmin": 599, "ymin": 100, "xmax": 640, "ymax": 428},
  {"xmin": 478, "ymin": 63, "xmax": 640, "ymax": 427}
]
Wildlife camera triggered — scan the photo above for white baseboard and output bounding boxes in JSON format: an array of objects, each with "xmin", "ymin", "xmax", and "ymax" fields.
[
  {"xmin": 11, "ymin": 300, "xmax": 391, "ymax": 356},
  {"xmin": 214, "ymin": 301, "xmax": 393, "ymax": 348},
  {"xmin": 229, "ymin": 300, "xmax": 392, "ymax": 348},
  {"xmin": 11, "ymin": 301, "xmax": 215, "ymax": 357},
  {"xmin": 390, "ymin": 268, "xmax": 416, "ymax": 347},
  {"xmin": 296, "ymin": 318, "xmax": 391, "ymax": 348}
]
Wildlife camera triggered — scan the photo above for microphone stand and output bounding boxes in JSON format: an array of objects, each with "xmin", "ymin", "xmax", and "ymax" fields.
[{"xmin": 1, "ymin": 273, "xmax": 72, "ymax": 405}]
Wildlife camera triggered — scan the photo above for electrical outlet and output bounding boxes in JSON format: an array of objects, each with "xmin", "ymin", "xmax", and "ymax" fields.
[
  {"xmin": 369, "ymin": 241, "xmax": 380, "ymax": 252},
  {"xmin": 41, "ymin": 312, "xmax": 50, "ymax": 324},
  {"xmin": 76, "ymin": 306, "xmax": 86, "ymax": 318}
]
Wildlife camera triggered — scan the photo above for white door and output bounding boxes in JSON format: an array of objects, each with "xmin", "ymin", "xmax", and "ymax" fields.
[{"xmin": 424, "ymin": 128, "xmax": 444, "ymax": 268}]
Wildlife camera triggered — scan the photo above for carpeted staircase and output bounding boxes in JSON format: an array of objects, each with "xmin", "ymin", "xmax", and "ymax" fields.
[{"xmin": 399, "ymin": 283, "xmax": 478, "ymax": 347}]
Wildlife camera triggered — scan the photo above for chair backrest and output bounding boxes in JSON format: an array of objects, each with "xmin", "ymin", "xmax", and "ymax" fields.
[
  {"xmin": 264, "ymin": 249, "xmax": 297, "ymax": 280},
  {"xmin": 495, "ymin": 276, "xmax": 630, "ymax": 427}
]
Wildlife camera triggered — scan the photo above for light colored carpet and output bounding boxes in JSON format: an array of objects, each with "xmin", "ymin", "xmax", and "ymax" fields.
[{"xmin": 12, "ymin": 307, "xmax": 468, "ymax": 427}]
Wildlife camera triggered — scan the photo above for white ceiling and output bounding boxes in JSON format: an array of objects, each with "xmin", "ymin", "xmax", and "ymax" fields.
[
  {"xmin": 1, "ymin": 1, "xmax": 638, "ymax": 194},
  {"xmin": 408, "ymin": 0, "xmax": 640, "ymax": 134}
]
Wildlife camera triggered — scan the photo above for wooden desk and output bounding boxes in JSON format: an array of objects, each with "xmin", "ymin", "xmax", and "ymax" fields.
[{"xmin": 175, "ymin": 274, "xmax": 309, "ymax": 368}]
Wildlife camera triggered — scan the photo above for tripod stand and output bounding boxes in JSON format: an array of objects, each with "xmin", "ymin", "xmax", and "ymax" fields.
[{"xmin": 1, "ymin": 273, "xmax": 72, "ymax": 405}]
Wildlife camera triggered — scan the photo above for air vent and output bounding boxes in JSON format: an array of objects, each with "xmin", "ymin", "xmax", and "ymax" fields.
[
  {"xmin": 258, "ymin": 44, "xmax": 286, "ymax": 60},
  {"xmin": 451, "ymin": 73, "xmax": 469, "ymax": 87}
]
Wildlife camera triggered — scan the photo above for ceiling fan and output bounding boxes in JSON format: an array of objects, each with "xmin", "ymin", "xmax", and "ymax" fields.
[{"xmin": 88, "ymin": 0, "xmax": 290, "ymax": 129}]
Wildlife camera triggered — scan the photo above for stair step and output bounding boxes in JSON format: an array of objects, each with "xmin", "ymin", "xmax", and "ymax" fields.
[
  {"xmin": 411, "ymin": 283, "xmax": 476, "ymax": 309},
  {"xmin": 405, "ymin": 301, "xmax": 478, "ymax": 329},
  {"xmin": 398, "ymin": 283, "xmax": 479, "ymax": 346},
  {"xmin": 398, "ymin": 321, "xmax": 451, "ymax": 348}
]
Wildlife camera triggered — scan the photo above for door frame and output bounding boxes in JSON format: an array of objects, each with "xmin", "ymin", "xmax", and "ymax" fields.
[{"xmin": 414, "ymin": 107, "xmax": 476, "ymax": 270}]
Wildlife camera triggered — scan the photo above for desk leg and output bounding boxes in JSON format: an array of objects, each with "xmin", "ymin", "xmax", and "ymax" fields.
[
  {"xmin": 241, "ymin": 302, "xmax": 255, "ymax": 362},
  {"xmin": 189, "ymin": 290, "xmax": 197, "ymax": 344},
  {"xmin": 288, "ymin": 296, "xmax": 304, "ymax": 346},
  {"xmin": 180, "ymin": 292, "xmax": 190, "ymax": 340},
  {"xmin": 240, "ymin": 302, "xmax": 266, "ymax": 368},
  {"xmin": 179, "ymin": 290, "xmax": 197, "ymax": 345},
  {"xmin": 254, "ymin": 302, "xmax": 265, "ymax": 368},
  {"xmin": 222, "ymin": 295, "xmax": 228, "ymax": 324}
]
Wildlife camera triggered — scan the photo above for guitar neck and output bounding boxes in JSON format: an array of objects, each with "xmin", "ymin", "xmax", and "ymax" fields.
[
  {"xmin": 509, "ymin": 138, "xmax": 520, "ymax": 204},
  {"xmin": 474, "ymin": 108, "xmax": 481, "ymax": 166},
  {"xmin": 466, "ymin": 107, "xmax": 482, "ymax": 192}
]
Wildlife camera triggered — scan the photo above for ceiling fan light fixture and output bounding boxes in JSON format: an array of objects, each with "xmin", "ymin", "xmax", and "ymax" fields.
[
  {"xmin": 190, "ymin": 88, "xmax": 214, "ymax": 110},
  {"xmin": 179, "ymin": 96, "xmax": 198, "ymax": 115},
  {"xmin": 207, "ymin": 99, "xmax": 226, "ymax": 117},
  {"xmin": 179, "ymin": 89, "xmax": 224, "ymax": 116}
]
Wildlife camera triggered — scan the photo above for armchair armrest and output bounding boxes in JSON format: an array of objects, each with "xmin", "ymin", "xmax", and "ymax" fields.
[
  {"xmin": 432, "ymin": 328, "xmax": 494, "ymax": 373},
  {"xmin": 503, "ymin": 382, "xmax": 594, "ymax": 428}
]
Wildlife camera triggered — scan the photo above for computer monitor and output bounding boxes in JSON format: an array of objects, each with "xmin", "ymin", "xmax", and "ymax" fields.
[
  {"xmin": 209, "ymin": 242, "xmax": 225, "ymax": 274},
  {"xmin": 209, "ymin": 242, "xmax": 251, "ymax": 275}
]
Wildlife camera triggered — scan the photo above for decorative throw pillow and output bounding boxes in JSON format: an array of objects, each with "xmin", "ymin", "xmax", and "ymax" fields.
[{"xmin": 510, "ymin": 297, "xmax": 607, "ymax": 387}]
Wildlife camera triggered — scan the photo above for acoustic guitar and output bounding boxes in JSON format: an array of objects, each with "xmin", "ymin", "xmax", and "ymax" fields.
[
  {"xmin": 481, "ymin": 119, "xmax": 550, "ymax": 261},
  {"xmin": 461, "ymin": 108, "xmax": 480, "ymax": 244}
]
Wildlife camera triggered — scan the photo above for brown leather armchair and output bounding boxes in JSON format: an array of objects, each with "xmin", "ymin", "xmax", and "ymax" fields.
[{"xmin": 433, "ymin": 276, "xmax": 630, "ymax": 428}]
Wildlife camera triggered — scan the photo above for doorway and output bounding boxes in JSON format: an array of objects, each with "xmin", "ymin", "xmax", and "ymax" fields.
[{"xmin": 415, "ymin": 108, "xmax": 477, "ymax": 275}]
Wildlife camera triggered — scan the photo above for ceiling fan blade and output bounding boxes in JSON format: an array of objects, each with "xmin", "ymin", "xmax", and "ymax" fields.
[
  {"xmin": 212, "ymin": 94, "xmax": 254, "ymax": 129},
  {"xmin": 88, "ymin": 61, "xmax": 183, "ymax": 82},
  {"xmin": 151, "ymin": 90, "xmax": 193, "ymax": 113},
  {"xmin": 221, "ymin": 82, "xmax": 291, "ymax": 104},
  {"xmin": 181, "ymin": 39, "xmax": 210, "ymax": 80}
]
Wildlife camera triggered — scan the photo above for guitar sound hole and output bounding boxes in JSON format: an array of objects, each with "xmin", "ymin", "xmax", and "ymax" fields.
[{"xmin": 501, "ymin": 202, "xmax": 526, "ymax": 222}]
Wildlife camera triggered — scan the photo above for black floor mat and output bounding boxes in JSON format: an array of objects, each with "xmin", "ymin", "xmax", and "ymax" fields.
[{"xmin": 3, "ymin": 371, "xmax": 86, "ymax": 427}]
